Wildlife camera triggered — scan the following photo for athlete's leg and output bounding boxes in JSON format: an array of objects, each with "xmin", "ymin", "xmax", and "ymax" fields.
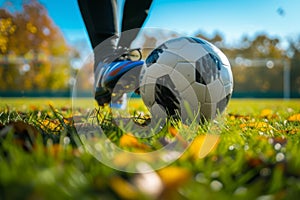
[
  {"xmin": 77, "ymin": 0, "xmax": 118, "ymax": 65},
  {"xmin": 118, "ymin": 0, "xmax": 153, "ymax": 49}
]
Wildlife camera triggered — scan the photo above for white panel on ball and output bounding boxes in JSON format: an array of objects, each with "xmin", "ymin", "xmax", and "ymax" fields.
[
  {"xmin": 173, "ymin": 62, "xmax": 196, "ymax": 84},
  {"xmin": 205, "ymin": 79, "xmax": 225, "ymax": 103},
  {"xmin": 163, "ymin": 37, "xmax": 190, "ymax": 50},
  {"xmin": 145, "ymin": 63, "xmax": 174, "ymax": 79},
  {"xmin": 172, "ymin": 43, "xmax": 209, "ymax": 62},
  {"xmin": 191, "ymin": 82, "xmax": 206, "ymax": 103},
  {"xmin": 156, "ymin": 51, "xmax": 179, "ymax": 68},
  {"xmin": 200, "ymin": 103, "xmax": 217, "ymax": 120}
]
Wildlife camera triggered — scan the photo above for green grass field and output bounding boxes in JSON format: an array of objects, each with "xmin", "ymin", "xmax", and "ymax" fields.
[{"xmin": 0, "ymin": 97, "xmax": 300, "ymax": 200}]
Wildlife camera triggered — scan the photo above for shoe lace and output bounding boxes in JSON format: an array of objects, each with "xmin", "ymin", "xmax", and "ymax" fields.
[{"xmin": 114, "ymin": 48, "xmax": 142, "ymax": 61}]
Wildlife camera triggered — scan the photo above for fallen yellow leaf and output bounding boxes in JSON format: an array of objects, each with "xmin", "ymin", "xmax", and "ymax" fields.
[
  {"xmin": 110, "ymin": 176, "xmax": 139, "ymax": 199},
  {"xmin": 260, "ymin": 109, "xmax": 278, "ymax": 119},
  {"xmin": 157, "ymin": 166, "xmax": 191, "ymax": 189},
  {"xmin": 281, "ymin": 129, "xmax": 299, "ymax": 135},
  {"xmin": 113, "ymin": 152, "xmax": 154, "ymax": 168},
  {"xmin": 119, "ymin": 133, "xmax": 149, "ymax": 150},
  {"xmin": 191, "ymin": 134, "xmax": 220, "ymax": 159},
  {"xmin": 113, "ymin": 152, "xmax": 132, "ymax": 168},
  {"xmin": 288, "ymin": 114, "xmax": 300, "ymax": 122},
  {"xmin": 47, "ymin": 144, "xmax": 62, "ymax": 158},
  {"xmin": 260, "ymin": 109, "xmax": 271, "ymax": 118},
  {"xmin": 180, "ymin": 134, "xmax": 220, "ymax": 160},
  {"xmin": 228, "ymin": 113, "xmax": 251, "ymax": 120},
  {"xmin": 261, "ymin": 109, "xmax": 273, "ymax": 116},
  {"xmin": 168, "ymin": 126, "xmax": 178, "ymax": 137},
  {"xmin": 40, "ymin": 119, "xmax": 62, "ymax": 132},
  {"xmin": 168, "ymin": 126, "xmax": 188, "ymax": 147},
  {"xmin": 119, "ymin": 134, "xmax": 139, "ymax": 147},
  {"xmin": 240, "ymin": 122, "xmax": 274, "ymax": 132}
]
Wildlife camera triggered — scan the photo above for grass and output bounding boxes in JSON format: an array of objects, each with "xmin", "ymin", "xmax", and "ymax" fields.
[{"xmin": 0, "ymin": 97, "xmax": 300, "ymax": 199}]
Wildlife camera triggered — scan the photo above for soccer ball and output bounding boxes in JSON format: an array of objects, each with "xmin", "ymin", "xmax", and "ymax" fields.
[{"xmin": 139, "ymin": 37, "xmax": 233, "ymax": 123}]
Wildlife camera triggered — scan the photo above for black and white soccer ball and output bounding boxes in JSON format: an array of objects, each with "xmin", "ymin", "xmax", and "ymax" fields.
[{"xmin": 139, "ymin": 37, "xmax": 233, "ymax": 123}]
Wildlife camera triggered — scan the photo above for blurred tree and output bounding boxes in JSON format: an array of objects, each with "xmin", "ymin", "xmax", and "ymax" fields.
[
  {"xmin": 219, "ymin": 34, "xmax": 287, "ymax": 96},
  {"xmin": 0, "ymin": 0, "xmax": 71, "ymax": 92},
  {"xmin": 0, "ymin": 10, "xmax": 16, "ymax": 55},
  {"xmin": 194, "ymin": 32, "xmax": 210, "ymax": 42},
  {"xmin": 196, "ymin": 31, "xmax": 224, "ymax": 48},
  {"xmin": 195, "ymin": 31, "xmax": 294, "ymax": 97},
  {"xmin": 0, "ymin": 8, "xmax": 18, "ymax": 90},
  {"xmin": 287, "ymin": 36, "xmax": 300, "ymax": 97},
  {"xmin": 240, "ymin": 34, "xmax": 284, "ymax": 59}
]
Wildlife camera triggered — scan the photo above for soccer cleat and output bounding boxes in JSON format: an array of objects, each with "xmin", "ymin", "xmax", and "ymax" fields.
[{"xmin": 94, "ymin": 48, "xmax": 143, "ymax": 107}]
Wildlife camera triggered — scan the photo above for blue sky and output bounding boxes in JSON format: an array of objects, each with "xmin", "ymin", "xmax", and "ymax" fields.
[{"xmin": 2, "ymin": 0, "xmax": 300, "ymax": 48}]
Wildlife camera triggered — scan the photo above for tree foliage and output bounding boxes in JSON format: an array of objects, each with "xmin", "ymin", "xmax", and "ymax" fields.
[
  {"xmin": 0, "ymin": 0, "xmax": 299, "ymax": 97},
  {"xmin": 195, "ymin": 32, "xmax": 300, "ymax": 97},
  {"xmin": 0, "ymin": 0, "xmax": 70, "ymax": 91},
  {"xmin": 287, "ymin": 36, "xmax": 300, "ymax": 95}
]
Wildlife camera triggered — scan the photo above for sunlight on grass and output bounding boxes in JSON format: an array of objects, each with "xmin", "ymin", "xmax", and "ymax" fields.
[{"xmin": 0, "ymin": 97, "xmax": 300, "ymax": 199}]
